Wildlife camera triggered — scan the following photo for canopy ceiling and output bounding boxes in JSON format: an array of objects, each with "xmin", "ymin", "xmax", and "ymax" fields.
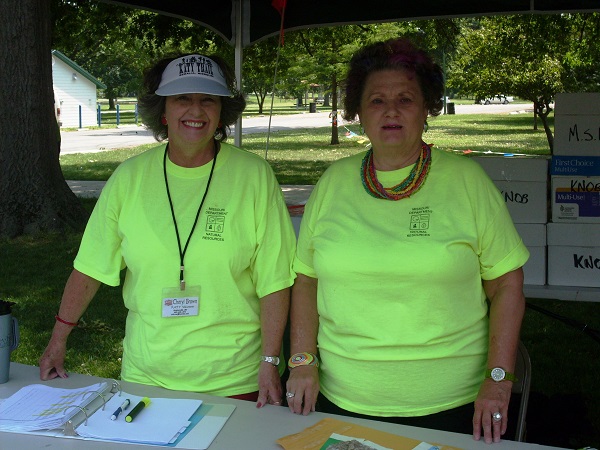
[
  {"xmin": 105, "ymin": 0, "xmax": 600, "ymax": 47},
  {"xmin": 101, "ymin": 0, "xmax": 600, "ymax": 146}
]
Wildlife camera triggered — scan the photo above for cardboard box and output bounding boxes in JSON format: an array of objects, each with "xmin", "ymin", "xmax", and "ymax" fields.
[
  {"xmin": 553, "ymin": 93, "xmax": 600, "ymax": 156},
  {"xmin": 553, "ymin": 115, "xmax": 600, "ymax": 156},
  {"xmin": 551, "ymin": 176, "xmax": 600, "ymax": 223},
  {"xmin": 473, "ymin": 156, "xmax": 549, "ymax": 182},
  {"xmin": 515, "ymin": 223, "xmax": 547, "ymax": 285},
  {"xmin": 473, "ymin": 157, "xmax": 549, "ymax": 223},
  {"xmin": 291, "ymin": 216, "xmax": 302, "ymax": 238},
  {"xmin": 493, "ymin": 181, "xmax": 548, "ymax": 223},
  {"xmin": 551, "ymin": 156, "xmax": 600, "ymax": 176},
  {"xmin": 554, "ymin": 93, "xmax": 600, "ymax": 116},
  {"xmin": 547, "ymin": 223, "xmax": 600, "ymax": 287}
]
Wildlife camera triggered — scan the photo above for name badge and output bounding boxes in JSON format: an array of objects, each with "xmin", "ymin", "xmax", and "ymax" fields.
[{"xmin": 161, "ymin": 286, "xmax": 200, "ymax": 318}]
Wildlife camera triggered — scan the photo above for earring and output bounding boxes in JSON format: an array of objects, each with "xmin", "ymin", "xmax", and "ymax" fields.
[
  {"xmin": 161, "ymin": 116, "xmax": 167, "ymax": 125},
  {"xmin": 424, "ymin": 120, "xmax": 429, "ymax": 132}
]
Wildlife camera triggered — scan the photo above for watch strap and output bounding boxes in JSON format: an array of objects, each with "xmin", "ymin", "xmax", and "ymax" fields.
[{"xmin": 485, "ymin": 367, "xmax": 517, "ymax": 382}]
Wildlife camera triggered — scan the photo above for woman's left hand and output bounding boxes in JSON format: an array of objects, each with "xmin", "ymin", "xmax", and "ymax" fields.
[
  {"xmin": 473, "ymin": 378, "xmax": 513, "ymax": 444},
  {"xmin": 256, "ymin": 362, "xmax": 283, "ymax": 408}
]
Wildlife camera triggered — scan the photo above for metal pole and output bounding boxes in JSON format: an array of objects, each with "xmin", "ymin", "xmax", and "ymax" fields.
[
  {"xmin": 234, "ymin": 0, "xmax": 243, "ymax": 148},
  {"xmin": 443, "ymin": 49, "xmax": 447, "ymax": 115}
]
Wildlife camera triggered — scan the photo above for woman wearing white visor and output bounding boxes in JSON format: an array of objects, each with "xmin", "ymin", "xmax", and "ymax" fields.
[{"xmin": 39, "ymin": 54, "xmax": 296, "ymax": 408}]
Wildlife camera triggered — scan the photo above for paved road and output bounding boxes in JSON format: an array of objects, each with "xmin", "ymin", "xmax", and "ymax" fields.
[{"xmin": 60, "ymin": 103, "xmax": 533, "ymax": 154}]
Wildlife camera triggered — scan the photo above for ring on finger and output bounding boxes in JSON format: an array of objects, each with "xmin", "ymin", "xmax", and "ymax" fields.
[
  {"xmin": 492, "ymin": 412, "xmax": 502, "ymax": 422},
  {"xmin": 286, "ymin": 392, "xmax": 295, "ymax": 398}
]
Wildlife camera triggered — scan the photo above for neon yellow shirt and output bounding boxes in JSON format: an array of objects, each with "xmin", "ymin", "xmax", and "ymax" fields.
[
  {"xmin": 75, "ymin": 143, "xmax": 296, "ymax": 395},
  {"xmin": 294, "ymin": 148, "xmax": 529, "ymax": 416}
]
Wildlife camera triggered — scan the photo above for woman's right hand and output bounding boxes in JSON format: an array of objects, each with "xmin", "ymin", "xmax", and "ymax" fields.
[
  {"xmin": 39, "ymin": 337, "xmax": 68, "ymax": 380},
  {"xmin": 286, "ymin": 365, "xmax": 319, "ymax": 415}
]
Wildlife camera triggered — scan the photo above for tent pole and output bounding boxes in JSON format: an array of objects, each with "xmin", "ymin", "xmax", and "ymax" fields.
[{"xmin": 234, "ymin": 0, "xmax": 243, "ymax": 148}]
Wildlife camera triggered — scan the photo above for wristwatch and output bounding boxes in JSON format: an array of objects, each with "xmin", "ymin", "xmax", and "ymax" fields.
[
  {"xmin": 260, "ymin": 355, "xmax": 280, "ymax": 366},
  {"xmin": 485, "ymin": 367, "xmax": 517, "ymax": 382}
]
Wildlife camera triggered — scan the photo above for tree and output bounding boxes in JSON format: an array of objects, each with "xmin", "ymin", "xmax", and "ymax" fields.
[
  {"xmin": 243, "ymin": 37, "xmax": 291, "ymax": 114},
  {"xmin": 281, "ymin": 21, "xmax": 460, "ymax": 146},
  {"xmin": 51, "ymin": 1, "xmax": 228, "ymax": 110},
  {"xmin": 0, "ymin": 0, "xmax": 229, "ymax": 239},
  {"xmin": 448, "ymin": 14, "xmax": 600, "ymax": 152},
  {"xmin": 285, "ymin": 25, "xmax": 368, "ymax": 146},
  {"xmin": 0, "ymin": 0, "xmax": 89, "ymax": 238}
]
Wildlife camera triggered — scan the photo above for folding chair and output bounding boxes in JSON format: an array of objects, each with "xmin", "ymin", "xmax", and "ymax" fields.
[{"xmin": 511, "ymin": 340, "xmax": 532, "ymax": 442}]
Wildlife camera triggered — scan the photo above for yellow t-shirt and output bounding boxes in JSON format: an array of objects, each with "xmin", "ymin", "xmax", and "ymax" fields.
[
  {"xmin": 75, "ymin": 143, "xmax": 296, "ymax": 395},
  {"xmin": 294, "ymin": 148, "xmax": 529, "ymax": 416}
]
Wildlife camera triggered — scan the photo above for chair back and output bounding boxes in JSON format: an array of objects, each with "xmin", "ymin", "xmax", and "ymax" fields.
[{"xmin": 512, "ymin": 340, "xmax": 532, "ymax": 442}]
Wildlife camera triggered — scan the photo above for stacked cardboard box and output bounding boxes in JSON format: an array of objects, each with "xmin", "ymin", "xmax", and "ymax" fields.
[
  {"xmin": 548, "ymin": 93, "xmax": 600, "ymax": 287},
  {"xmin": 473, "ymin": 156, "xmax": 549, "ymax": 285}
]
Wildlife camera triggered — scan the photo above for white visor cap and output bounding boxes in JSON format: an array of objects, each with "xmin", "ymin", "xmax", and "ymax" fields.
[{"xmin": 155, "ymin": 55, "xmax": 232, "ymax": 97}]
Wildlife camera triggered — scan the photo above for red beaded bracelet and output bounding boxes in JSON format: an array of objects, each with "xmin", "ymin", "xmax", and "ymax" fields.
[{"xmin": 55, "ymin": 314, "xmax": 78, "ymax": 327}]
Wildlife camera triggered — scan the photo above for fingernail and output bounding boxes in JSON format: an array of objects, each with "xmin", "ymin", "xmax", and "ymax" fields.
[{"xmin": 256, "ymin": 402, "xmax": 262, "ymax": 408}]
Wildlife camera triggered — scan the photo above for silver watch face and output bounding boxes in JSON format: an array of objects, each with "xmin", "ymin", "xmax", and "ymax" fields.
[{"xmin": 491, "ymin": 367, "xmax": 506, "ymax": 381}]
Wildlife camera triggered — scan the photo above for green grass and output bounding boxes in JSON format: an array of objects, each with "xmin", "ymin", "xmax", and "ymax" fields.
[
  {"xmin": 6, "ymin": 110, "xmax": 600, "ymax": 448},
  {"xmin": 94, "ymin": 97, "xmax": 323, "ymax": 126},
  {"xmin": 61, "ymin": 112, "xmax": 553, "ymax": 185}
]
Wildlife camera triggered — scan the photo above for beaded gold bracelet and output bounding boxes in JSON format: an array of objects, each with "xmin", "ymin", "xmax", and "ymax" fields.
[{"xmin": 288, "ymin": 352, "xmax": 319, "ymax": 369}]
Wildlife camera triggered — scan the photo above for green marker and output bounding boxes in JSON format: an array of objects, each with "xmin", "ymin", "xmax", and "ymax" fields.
[{"xmin": 125, "ymin": 397, "xmax": 151, "ymax": 422}]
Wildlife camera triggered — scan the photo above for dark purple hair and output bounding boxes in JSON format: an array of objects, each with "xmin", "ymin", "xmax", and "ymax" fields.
[{"xmin": 342, "ymin": 38, "xmax": 444, "ymax": 122}]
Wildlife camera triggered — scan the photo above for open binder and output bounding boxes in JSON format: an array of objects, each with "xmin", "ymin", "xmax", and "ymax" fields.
[
  {"xmin": 0, "ymin": 380, "xmax": 235, "ymax": 449},
  {"xmin": 0, "ymin": 381, "xmax": 117, "ymax": 434}
]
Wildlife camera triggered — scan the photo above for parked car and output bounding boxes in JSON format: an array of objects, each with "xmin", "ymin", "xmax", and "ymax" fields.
[
  {"xmin": 54, "ymin": 89, "xmax": 62, "ymax": 126},
  {"xmin": 481, "ymin": 95, "xmax": 514, "ymax": 105}
]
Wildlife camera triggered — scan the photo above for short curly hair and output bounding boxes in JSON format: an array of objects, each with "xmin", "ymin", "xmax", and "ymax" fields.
[
  {"xmin": 137, "ymin": 53, "xmax": 246, "ymax": 142},
  {"xmin": 342, "ymin": 37, "xmax": 444, "ymax": 122}
]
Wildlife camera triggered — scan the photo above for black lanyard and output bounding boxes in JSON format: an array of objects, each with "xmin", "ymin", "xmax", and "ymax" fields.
[{"xmin": 163, "ymin": 142, "xmax": 218, "ymax": 290}]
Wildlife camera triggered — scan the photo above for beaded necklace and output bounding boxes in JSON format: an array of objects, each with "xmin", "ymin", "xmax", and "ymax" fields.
[{"xmin": 360, "ymin": 142, "xmax": 432, "ymax": 200}]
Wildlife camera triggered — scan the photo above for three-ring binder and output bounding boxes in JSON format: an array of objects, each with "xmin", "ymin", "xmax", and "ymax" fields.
[{"xmin": 59, "ymin": 379, "xmax": 120, "ymax": 437}]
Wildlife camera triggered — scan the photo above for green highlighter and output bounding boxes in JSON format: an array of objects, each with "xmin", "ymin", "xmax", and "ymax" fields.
[{"xmin": 125, "ymin": 397, "xmax": 151, "ymax": 423}]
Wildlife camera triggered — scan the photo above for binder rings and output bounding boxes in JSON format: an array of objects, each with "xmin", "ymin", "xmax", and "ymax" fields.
[{"xmin": 0, "ymin": 380, "xmax": 235, "ymax": 448}]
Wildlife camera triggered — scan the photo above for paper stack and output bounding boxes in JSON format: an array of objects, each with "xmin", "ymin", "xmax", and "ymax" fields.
[
  {"xmin": 0, "ymin": 382, "xmax": 109, "ymax": 432},
  {"xmin": 76, "ymin": 393, "xmax": 203, "ymax": 445}
]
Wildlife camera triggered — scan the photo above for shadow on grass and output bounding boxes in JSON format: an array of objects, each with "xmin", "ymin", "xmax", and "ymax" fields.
[
  {"xmin": 2, "ymin": 220, "xmax": 126, "ymax": 379},
  {"xmin": 269, "ymin": 160, "xmax": 332, "ymax": 185}
]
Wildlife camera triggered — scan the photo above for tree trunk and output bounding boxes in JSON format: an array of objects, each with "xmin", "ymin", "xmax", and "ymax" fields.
[
  {"xmin": 535, "ymin": 101, "xmax": 554, "ymax": 154},
  {"xmin": 330, "ymin": 72, "xmax": 339, "ymax": 145},
  {"xmin": 0, "ymin": 0, "xmax": 89, "ymax": 238},
  {"xmin": 330, "ymin": 36, "xmax": 339, "ymax": 146}
]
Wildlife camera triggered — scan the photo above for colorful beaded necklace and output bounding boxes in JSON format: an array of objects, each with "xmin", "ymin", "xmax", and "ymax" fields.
[{"xmin": 360, "ymin": 142, "xmax": 432, "ymax": 200}]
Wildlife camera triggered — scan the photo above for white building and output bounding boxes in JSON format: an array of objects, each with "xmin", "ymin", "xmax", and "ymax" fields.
[{"xmin": 52, "ymin": 50, "xmax": 106, "ymax": 128}]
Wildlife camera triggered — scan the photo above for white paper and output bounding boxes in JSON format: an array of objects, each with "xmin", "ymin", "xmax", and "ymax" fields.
[
  {"xmin": 76, "ymin": 392, "xmax": 202, "ymax": 445},
  {"xmin": 0, "ymin": 382, "xmax": 109, "ymax": 432}
]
